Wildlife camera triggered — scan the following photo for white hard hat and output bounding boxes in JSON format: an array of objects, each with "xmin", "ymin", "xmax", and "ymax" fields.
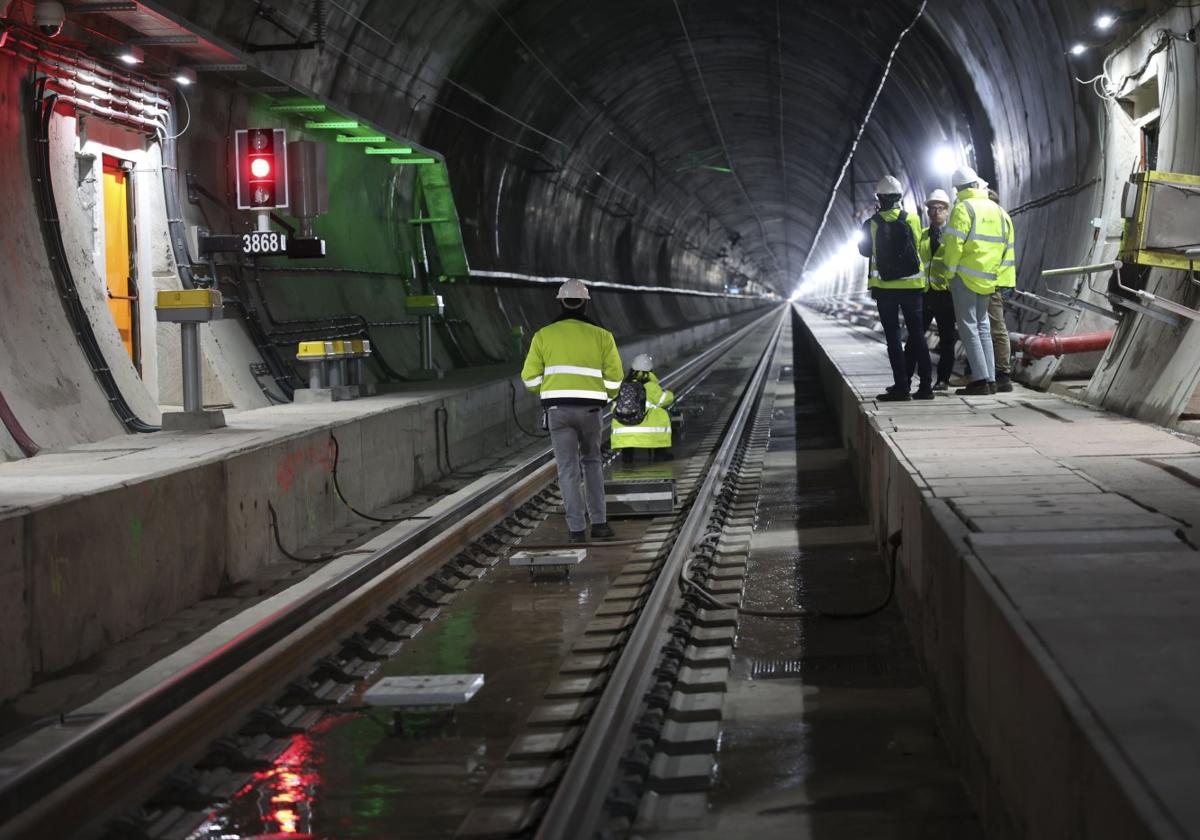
[
  {"xmin": 951, "ymin": 166, "xmax": 980, "ymax": 189},
  {"xmin": 875, "ymin": 175, "xmax": 903, "ymax": 196},
  {"xmin": 632, "ymin": 353, "xmax": 653, "ymax": 372},
  {"xmin": 556, "ymin": 278, "xmax": 590, "ymax": 304},
  {"xmin": 925, "ymin": 188, "xmax": 951, "ymax": 207}
]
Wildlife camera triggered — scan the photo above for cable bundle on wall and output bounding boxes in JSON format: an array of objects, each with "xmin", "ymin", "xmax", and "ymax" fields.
[{"xmin": 28, "ymin": 77, "xmax": 159, "ymax": 433}]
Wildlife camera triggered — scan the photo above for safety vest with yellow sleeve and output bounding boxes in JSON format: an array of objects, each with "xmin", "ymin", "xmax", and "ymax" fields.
[
  {"xmin": 611, "ymin": 373, "xmax": 674, "ymax": 449},
  {"xmin": 521, "ymin": 314, "xmax": 624, "ymax": 406},
  {"xmin": 859, "ymin": 208, "xmax": 926, "ymax": 290},
  {"xmin": 936, "ymin": 187, "xmax": 1011, "ymax": 296},
  {"xmin": 919, "ymin": 227, "xmax": 949, "ymax": 291}
]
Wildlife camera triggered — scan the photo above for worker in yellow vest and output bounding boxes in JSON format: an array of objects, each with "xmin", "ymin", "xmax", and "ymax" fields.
[
  {"xmin": 935, "ymin": 167, "xmax": 1013, "ymax": 396},
  {"xmin": 612, "ymin": 353, "xmax": 675, "ymax": 462},
  {"xmin": 521, "ymin": 279, "xmax": 624, "ymax": 542},
  {"xmin": 858, "ymin": 175, "xmax": 933, "ymax": 402}
]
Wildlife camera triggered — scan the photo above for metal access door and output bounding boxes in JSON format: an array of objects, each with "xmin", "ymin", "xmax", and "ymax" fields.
[{"xmin": 102, "ymin": 156, "xmax": 139, "ymax": 372}]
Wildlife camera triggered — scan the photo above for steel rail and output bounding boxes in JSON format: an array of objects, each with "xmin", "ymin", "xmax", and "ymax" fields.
[
  {"xmin": 534, "ymin": 306, "xmax": 788, "ymax": 838},
  {"xmin": 0, "ymin": 308, "xmax": 781, "ymax": 839}
]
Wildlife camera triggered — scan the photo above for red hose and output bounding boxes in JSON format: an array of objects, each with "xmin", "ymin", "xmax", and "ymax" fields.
[
  {"xmin": 0, "ymin": 390, "xmax": 39, "ymax": 457},
  {"xmin": 1011, "ymin": 331, "xmax": 1114, "ymax": 360}
]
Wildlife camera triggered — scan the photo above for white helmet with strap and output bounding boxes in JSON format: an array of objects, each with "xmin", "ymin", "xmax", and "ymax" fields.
[{"xmin": 632, "ymin": 353, "xmax": 653, "ymax": 372}]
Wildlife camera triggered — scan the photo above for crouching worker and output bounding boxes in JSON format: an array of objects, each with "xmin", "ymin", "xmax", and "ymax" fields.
[{"xmin": 612, "ymin": 354, "xmax": 675, "ymax": 463}]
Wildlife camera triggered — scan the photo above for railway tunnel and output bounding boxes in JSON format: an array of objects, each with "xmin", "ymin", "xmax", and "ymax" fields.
[{"xmin": 1, "ymin": 0, "xmax": 1199, "ymax": 837}]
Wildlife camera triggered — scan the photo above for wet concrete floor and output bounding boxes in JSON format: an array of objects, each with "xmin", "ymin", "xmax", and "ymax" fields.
[
  {"xmin": 647, "ymin": 325, "xmax": 981, "ymax": 838},
  {"xmin": 183, "ymin": 343, "xmax": 768, "ymax": 839}
]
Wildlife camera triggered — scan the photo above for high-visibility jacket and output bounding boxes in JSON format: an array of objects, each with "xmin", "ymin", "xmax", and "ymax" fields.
[
  {"xmin": 859, "ymin": 208, "xmax": 926, "ymax": 290},
  {"xmin": 611, "ymin": 373, "xmax": 674, "ymax": 449},
  {"xmin": 919, "ymin": 226, "xmax": 949, "ymax": 291},
  {"xmin": 995, "ymin": 212, "xmax": 1017, "ymax": 289},
  {"xmin": 936, "ymin": 187, "xmax": 1013, "ymax": 296},
  {"xmin": 521, "ymin": 314, "xmax": 623, "ymax": 405}
]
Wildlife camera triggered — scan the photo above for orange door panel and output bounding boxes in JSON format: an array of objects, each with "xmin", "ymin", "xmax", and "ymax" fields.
[{"xmin": 102, "ymin": 158, "xmax": 137, "ymax": 368}]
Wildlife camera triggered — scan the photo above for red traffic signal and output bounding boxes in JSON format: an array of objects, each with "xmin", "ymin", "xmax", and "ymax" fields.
[{"xmin": 235, "ymin": 128, "xmax": 289, "ymax": 210}]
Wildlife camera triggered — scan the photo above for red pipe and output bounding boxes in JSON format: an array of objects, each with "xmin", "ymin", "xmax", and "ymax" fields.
[
  {"xmin": 0, "ymin": 390, "xmax": 39, "ymax": 457},
  {"xmin": 1012, "ymin": 331, "xmax": 1114, "ymax": 360}
]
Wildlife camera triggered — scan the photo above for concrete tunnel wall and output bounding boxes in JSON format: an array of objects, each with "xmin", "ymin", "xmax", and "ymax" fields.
[
  {"xmin": 0, "ymin": 44, "xmax": 768, "ymax": 459},
  {"xmin": 6, "ymin": 0, "xmax": 1200, "ymax": 451}
]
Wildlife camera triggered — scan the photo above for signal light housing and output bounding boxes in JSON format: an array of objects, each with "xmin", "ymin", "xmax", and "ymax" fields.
[{"xmin": 235, "ymin": 128, "xmax": 289, "ymax": 210}]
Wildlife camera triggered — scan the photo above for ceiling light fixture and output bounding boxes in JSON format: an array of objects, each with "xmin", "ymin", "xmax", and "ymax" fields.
[
  {"xmin": 1069, "ymin": 43, "xmax": 1087, "ymax": 56},
  {"xmin": 1095, "ymin": 13, "xmax": 1116, "ymax": 30},
  {"xmin": 174, "ymin": 67, "xmax": 196, "ymax": 86},
  {"xmin": 117, "ymin": 45, "xmax": 144, "ymax": 65}
]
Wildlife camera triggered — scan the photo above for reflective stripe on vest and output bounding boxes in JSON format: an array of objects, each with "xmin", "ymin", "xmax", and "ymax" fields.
[{"xmin": 540, "ymin": 388, "xmax": 609, "ymax": 401}]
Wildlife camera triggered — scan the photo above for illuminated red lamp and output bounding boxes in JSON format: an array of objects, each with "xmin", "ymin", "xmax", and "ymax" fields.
[{"xmin": 235, "ymin": 127, "xmax": 289, "ymax": 210}]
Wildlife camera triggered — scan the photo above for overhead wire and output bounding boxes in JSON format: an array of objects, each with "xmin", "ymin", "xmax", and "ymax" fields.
[
  {"xmin": 800, "ymin": 0, "xmax": 929, "ymax": 275},
  {"xmin": 288, "ymin": 2, "xmax": 740, "ymax": 272}
]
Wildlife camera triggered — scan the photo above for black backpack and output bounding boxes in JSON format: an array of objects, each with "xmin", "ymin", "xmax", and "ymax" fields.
[
  {"xmin": 872, "ymin": 211, "xmax": 920, "ymax": 281},
  {"xmin": 614, "ymin": 377, "xmax": 647, "ymax": 425}
]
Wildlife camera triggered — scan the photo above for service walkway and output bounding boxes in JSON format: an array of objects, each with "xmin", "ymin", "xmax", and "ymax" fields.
[{"xmin": 793, "ymin": 305, "xmax": 1200, "ymax": 840}]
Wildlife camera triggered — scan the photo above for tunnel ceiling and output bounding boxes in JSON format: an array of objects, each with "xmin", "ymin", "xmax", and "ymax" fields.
[{"xmin": 151, "ymin": 0, "xmax": 1107, "ymax": 294}]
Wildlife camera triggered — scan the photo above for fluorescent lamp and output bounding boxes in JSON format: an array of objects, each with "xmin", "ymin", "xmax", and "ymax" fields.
[
  {"xmin": 174, "ymin": 68, "xmax": 196, "ymax": 86},
  {"xmin": 1095, "ymin": 13, "xmax": 1116, "ymax": 30},
  {"xmin": 1069, "ymin": 43, "xmax": 1087, "ymax": 56}
]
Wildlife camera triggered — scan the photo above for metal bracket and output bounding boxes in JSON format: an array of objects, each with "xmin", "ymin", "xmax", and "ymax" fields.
[
  {"xmin": 196, "ymin": 231, "xmax": 243, "ymax": 256},
  {"xmin": 1108, "ymin": 295, "xmax": 1183, "ymax": 327},
  {"xmin": 1043, "ymin": 289, "xmax": 1120, "ymax": 322}
]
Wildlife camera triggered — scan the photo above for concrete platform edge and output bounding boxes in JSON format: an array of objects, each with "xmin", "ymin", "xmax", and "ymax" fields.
[{"xmin": 791, "ymin": 306, "xmax": 1181, "ymax": 840}]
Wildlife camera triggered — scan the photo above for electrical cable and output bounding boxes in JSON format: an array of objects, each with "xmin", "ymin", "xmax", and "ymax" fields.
[
  {"xmin": 682, "ymin": 529, "xmax": 903, "ymax": 620},
  {"xmin": 509, "ymin": 380, "xmax": 548, "ymax": 438},
  {"xmin": 328, "ymin": 433, "xmax": 426, "ymax": 524},
  {"xmin": 29, "ymin": 81, "xmax": 159, "ymax": 433},
  {"xmin": 266, "ymin": 501, "xmax": 370, "ymax": 565}
]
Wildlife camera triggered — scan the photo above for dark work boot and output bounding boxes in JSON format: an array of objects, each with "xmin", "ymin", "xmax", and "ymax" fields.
[
  {"xmin": 877, "ymin": 390, "xmax": 911, "ymax": 402},
  {"xmin": 932, "ymin": 380, "xmax": 950, "ymax": 392},
  {"xmin": 955, "ymin": 379, "xmax": 991, "ymax": 396},
  {"xmin": 590, "ymin": 522, "xmax": 616, "ymax": 541},
  {"xmin": 913, "ymin": 382, "xmax": 935, "ymax": 400},
  {"xmin": 568, "ymin": 530, "xmax": 587, "ymax": 544},
  {"xmin": 996, "ymin": 372, "xmax": 1013, "ymax": 393},
  {"xmin": 988, "ymin": 381, "xmax": 998, "ymax": 394}
]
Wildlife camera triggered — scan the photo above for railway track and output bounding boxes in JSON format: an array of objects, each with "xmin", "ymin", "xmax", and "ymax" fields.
[{"xmin": 0, "ymin": 307, "xmax": 786, "ymax": 840}]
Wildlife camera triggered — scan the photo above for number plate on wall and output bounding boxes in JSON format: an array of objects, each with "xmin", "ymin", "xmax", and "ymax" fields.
[{"xmin": 242, "ymin": 231, "xmax": 288, "ymax": 255}]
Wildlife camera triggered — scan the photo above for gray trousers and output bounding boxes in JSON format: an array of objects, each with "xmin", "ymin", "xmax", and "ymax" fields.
[
  {"xmin": 950, "ymin": 278, "xmax": 996, "ymax": 383},
  {"xmin": 547, "ymin": 404, "xmax": 606, "ymax": 532}
]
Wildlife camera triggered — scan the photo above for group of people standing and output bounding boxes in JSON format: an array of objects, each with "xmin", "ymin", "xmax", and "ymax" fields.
[{"xmin": 859, "ymin": 166, "xmax": 1017, "ymax": 400}]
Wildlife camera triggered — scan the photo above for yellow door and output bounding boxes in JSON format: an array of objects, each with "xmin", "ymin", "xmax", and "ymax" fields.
[{"xmin": 103, "ymin": 157, "xmax": 137, "ymax": 368}]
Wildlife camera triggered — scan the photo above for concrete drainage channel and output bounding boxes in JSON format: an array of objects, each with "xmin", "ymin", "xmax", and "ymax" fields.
[{"xmin": 0, "ymin": 310, "xmax": 783, "ymax": 840}]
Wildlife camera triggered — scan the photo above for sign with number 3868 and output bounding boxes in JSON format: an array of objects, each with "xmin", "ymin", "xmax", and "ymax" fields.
[{"xmin": 242, "ymin": 231, "xmax": 288, "ymax": 256}]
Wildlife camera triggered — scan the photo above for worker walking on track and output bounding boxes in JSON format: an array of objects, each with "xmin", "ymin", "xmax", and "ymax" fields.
[
  {"xmin": 521, "ymin": 279, "xmax": 623, "ymax": 544},
  {"xmin": 612, "ymin": 354, "xmax": 675, "ymax": 463}
]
